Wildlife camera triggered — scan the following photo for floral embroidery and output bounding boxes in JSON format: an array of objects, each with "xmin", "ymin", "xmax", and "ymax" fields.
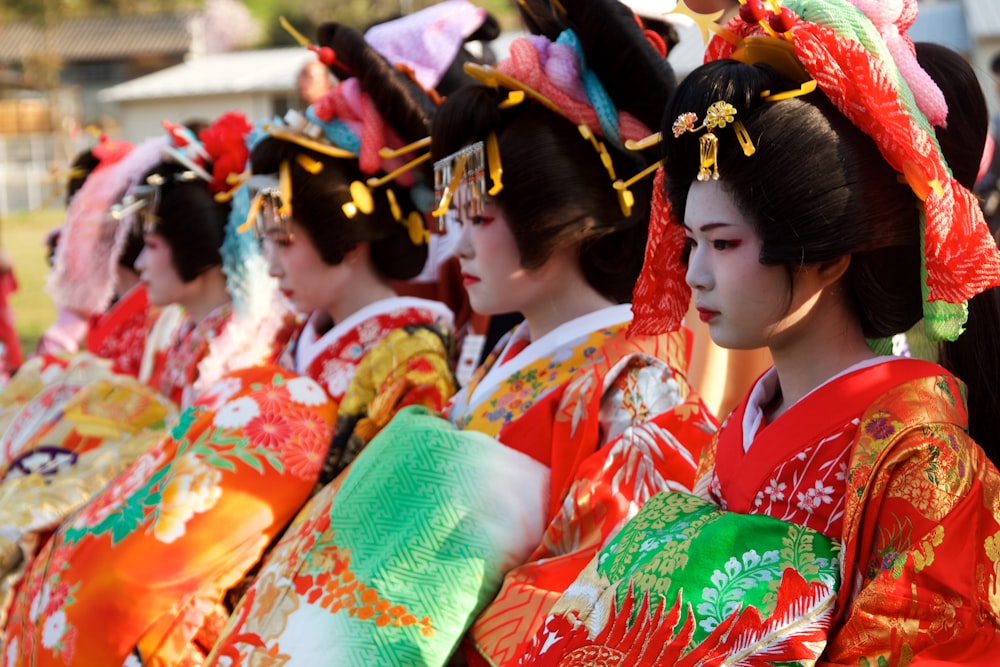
[
  {"xmin": 286, "ymin": 376, "xmax": 327, "ymax": 406},
  {"xmin": 868, "ymin": 513, "xmax": 915, "ymax": 580},
  {"xmin": 197, "ymin": 377, "xmax": 243, "ymax": 411},
  {"xmin": 696, "ymin": 549, "xmax": 781, "ymax": 632},
  {"xmin": 796, "ymin": 479, "xmax": 835, "ymax": 514},
  {"xmin": 153, "ymin": 452, "xmax": 223, "ymax": 543},
  {"xmin": 275, "ymin": 516, "xmax": 436, "ymax": 639},
  {"xmin": 245, "ymin": 412, "xmax": 293, "ymax": 450},
  {"xmin": 865, "ymin": 415, "xmax": 896, "ymax": 440},
  {"xmin": 69, "ymin": 446, "xmax": 169, "ymax": 533},
  {"xmin": 213, "ymin": 397, "xmax": 260, "ymax": 429}
]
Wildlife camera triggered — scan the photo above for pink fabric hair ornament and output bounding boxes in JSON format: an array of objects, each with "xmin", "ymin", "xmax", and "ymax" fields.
[
  {"xmin": 47, "ymin": 137, "xmax": 168, "ymax": 317},
  {"xmin": 364, "ymin": 0, "xmax": 489, "ymax": 91},
  {"xmin": 496, "ymin": 35, "xmax": 653, "ymax": 144},
  {"xmin": 630, "ymin": 0, "xmax": 1000, "ymax": 341}
]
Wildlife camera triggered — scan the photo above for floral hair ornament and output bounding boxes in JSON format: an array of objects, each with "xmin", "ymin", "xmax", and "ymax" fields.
[{"xmin": 672, "ymin": 101, "xmax": 756, "ymax": 181}]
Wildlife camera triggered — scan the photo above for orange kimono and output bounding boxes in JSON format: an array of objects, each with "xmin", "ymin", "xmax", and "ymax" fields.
[{"xmin": 2, "ymin": 366, "xmax": 338, "ymax": 666}]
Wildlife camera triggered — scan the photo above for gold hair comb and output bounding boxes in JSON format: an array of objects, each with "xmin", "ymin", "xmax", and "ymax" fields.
[{"xmin": 672, "ymin": 101, "xmax": 755, "ymax": 180}]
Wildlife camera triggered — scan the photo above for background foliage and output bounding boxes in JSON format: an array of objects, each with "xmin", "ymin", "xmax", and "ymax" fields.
[{"xmin": 0, "ymin": 0, "xmax": 521, "ymax": 42}]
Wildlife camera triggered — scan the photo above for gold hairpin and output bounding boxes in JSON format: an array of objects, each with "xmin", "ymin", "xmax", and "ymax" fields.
[
  {"xmin": 461, "ymin": 61, "xmax": 641, "ymax": 218},
  {"xmin": 612, "ymin": 132, "xmax": 665, "ymax": 217},
  {"xmin": 429, "ymin": 131, "xmax": 503, "ymax": 231},
  {"xmin": 672, "ymin": 101, "xmax": 755, "ymax": 181},
  {"xmin": 264, "ymin": 125, "xmax": 356, "ymax": 160},
  {"xmin": 378, "ymin": 137, "xmax": 431, "ymax": 159},
  {"xmin": 366, "ymin": 152, "xmax": 431, "ymax": 188},
  {"xmin": 342, "ymin": 180, "xmax": 374, "ymax": 219}
]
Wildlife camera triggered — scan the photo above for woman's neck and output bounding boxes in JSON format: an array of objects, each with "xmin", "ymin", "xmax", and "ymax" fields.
[
  {"xmin": 182, "ymin": 267, "xmax": 231, "ymax": 325},
  {"xmin": 522, "ymin": 278, "xmax": 615, "ymax": 342},
  {"xmin": 766, "ymin": 299, "xmax": 876, "ymax": 422},
  {"xmin": 325, "ymin": 277, "xmax": 397, "ymax": 326}
]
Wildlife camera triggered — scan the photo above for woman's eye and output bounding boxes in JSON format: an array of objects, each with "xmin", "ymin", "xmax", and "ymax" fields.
[
  {"xmin": 712, "ymin": 239, "xmax": 740, "ymax": 251},
  {"xmin": 471, "ymin": 215, "xmax": 495, "ymax": 226}
]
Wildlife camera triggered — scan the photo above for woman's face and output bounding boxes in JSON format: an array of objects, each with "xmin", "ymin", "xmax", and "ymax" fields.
[
  {"xmin": 261, "ymin": 219, "xmax": 352, "ymax": 317},
  {"xmin": 683, "ymin": 179, "xmax": 801, "ymax": 350},
  {"xmin": 134, "ymin": 233, "xmax": 200, "ymax": 307},
  {"xmin": 452, "ymin": 199, "xmax": 563, "ymax": 317}
]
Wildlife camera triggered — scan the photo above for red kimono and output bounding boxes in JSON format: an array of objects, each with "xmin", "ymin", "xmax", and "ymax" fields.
[
  {"xmin": 519, "ymin": 357, "xmax": 1000, "ymax": 664},
  {"xmin": 84, "ymin": 283, "xmax": 154, "ymax": 378}
]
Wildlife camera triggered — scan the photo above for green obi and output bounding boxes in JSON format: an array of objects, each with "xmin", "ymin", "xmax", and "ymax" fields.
[{"xmin": 534, "ymin": 492, "xmax": 842, "ymax": 665}]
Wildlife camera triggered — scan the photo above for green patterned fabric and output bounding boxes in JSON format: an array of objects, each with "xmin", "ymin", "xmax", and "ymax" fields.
[
  {"xmin": 210, "ymin": 404, "xmax": 550, "ymax": 666},
  {"xmin": 599, "ymin": 492, "xmax": 841, "ymax": 646},
  {"xmin": 322, "ymin": 405, "xmax": 547, "ymax": 664}
]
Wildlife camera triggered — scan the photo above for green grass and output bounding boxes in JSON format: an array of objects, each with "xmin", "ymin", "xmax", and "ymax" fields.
[{"xmin": 3, "ymin": 207, "xmax": 60, "ymax": 355}]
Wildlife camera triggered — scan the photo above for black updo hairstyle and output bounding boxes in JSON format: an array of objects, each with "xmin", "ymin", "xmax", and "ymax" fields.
[
  {"xmin": 914, "ymin": 42, "xmax": 1000, "ymax": 463},
  {"xmin": 66, "ymin": 148, "xmax": 101, "ymax": 206},
  {"xmin": 431, "ymin": 0, "xmax": 677, "ymax": 304},
  {"xmin": 662, "ymin": 59, "xmax": 922, "ymax": 339},
  {"xmin": 140, "ymin": 160, "xmax": 229, "ymax": 282},
  {"xmin": 250, "ymin": 21, "xmax": 438, "ymax": 283}
]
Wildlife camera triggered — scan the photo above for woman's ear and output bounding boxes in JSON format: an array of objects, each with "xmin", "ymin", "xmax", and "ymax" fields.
[
  {"xmin": 815, "ymin": 254, "xmax": 851, "ymax": 289},
  {"xmin": 342, "ymin": 241, "xmax": 370, "ymax": 266}
]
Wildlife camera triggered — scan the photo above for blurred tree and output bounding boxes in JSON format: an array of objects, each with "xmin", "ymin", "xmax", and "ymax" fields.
[{"xmin": 247, "ymin": 0, "xmax": 519, "ymax": 47}]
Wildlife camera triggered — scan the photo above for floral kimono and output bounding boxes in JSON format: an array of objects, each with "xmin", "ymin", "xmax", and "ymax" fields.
[
  {"xmin": 84, "ymin": 283, "xmax": 155, "ymax": 378},
  {"xmin": 0, "ymin": 354, "xmax": 176, "ymax": 630},
  {"xmin": 0, "ymin": 296, "xmax": 456, "ymax": 666},
  {"xmin": 1, "ymin": 366, "xmax": 338, "ymax": 667},
  {"xmin": 145, "ymin": 303, "xmax": 234, "ymax": 408},
  {"xmin": 284, "ymin": 296, "xmax": 457, "ymax": 483},
  {"xmin": 520, "ymin": 357, "xmax": 1000, "ymax": 665},
  {"xmin": 0, "ymin": 302, "xmax": 249, "ymax": 628},
  {"xmin": 209, "ymin": 303, "xmax": 715, "ymax": 667}
]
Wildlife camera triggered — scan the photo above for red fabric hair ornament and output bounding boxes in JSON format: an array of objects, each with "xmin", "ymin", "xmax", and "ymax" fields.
[
  {"xmin": 199, "ymin": 112, "xmax": 252, "ymax": 195},
  {"xmin": 630, "ymin": 0, "xmax": 1000, "ymax": 341}
]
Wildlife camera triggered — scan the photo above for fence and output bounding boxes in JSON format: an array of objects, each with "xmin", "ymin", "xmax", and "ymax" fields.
[{"xmin": 0, "ymin": 132, "xmax": 89, "ymax": 217}]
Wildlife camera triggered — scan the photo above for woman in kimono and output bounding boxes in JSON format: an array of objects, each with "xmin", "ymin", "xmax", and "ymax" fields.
[
  {"xmin": 209, "ymin": 2, "xmax": 716, "ymax": 665},
  {"xmin": 247, "ymin": 44, "xmax": 456, "ymax": 483},
  {"xmin": 519, "ymin": 0, "xmax": 1000, "ymax": 663},
  {"xmin": 1, "ymin": 10, "xmax": 463, "ymax": 663},
  {"xmin": 0, "ymin": 118, "xmax": 275, "ymax": 624},
  {"xmin": 0, "ymin": 112, "xmax": 321, "ymax": 666}
]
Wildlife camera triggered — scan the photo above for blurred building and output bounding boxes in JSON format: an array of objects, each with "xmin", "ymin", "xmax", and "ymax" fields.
[
  {"xmin": 0, "ymin": 13, "xmax": 200, "ymax": 130},
  {"xmin": 99, "ymin": 48, "xmax": 314, "ymax": 143}
]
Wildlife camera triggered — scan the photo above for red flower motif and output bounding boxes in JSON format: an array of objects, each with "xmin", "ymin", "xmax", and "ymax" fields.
[
  {"xmin": 244, "ymin": 411, "xmax": 293, "ymax": 450},
  {"xmin": 283, "ymin": 433, "xmax": 326, "ymax": 479}
]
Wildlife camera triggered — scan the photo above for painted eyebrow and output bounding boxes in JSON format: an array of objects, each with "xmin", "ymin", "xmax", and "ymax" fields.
[{"xmin": 681, "ymin": 222, "xmax": 733, "ymax": 232}]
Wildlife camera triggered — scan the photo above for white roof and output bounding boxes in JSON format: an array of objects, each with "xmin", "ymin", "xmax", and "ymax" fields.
[
  {"xmin": 910, "ymin": 2, "xmax": 972, "ymax": 53},
  {"xmin": 100, "ymin": 47, "xmax": 314, "ymax": 102}
]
